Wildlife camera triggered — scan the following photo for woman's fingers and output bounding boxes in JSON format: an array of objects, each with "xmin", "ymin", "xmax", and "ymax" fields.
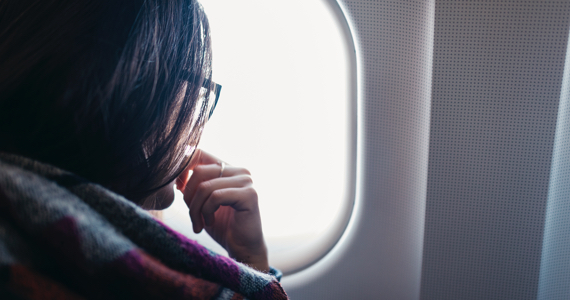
[
  {"xmin": 176, "ymin": 149, "xmax": 226, "ymax": 191},
  {"xmin": 195, "ymin": 150, "xmax": 223, "ymax": 165},
  {"xmin": 201, "ymin": 186, "xmax": 258, "ymax": 227},
  {"xmin": 176, "ymin": 150, "xmax": 267, "ymax": 271},
  {"xmin": 178, "ymin": 149, "xmax": 254, "ymax": 233},
  {"xmin": 182, "ymin": 164, "xmax": 250, "ymax": 203},
  {"xmin": 187, "ymin": 174, "xmax": 254, "ymax": 233}
]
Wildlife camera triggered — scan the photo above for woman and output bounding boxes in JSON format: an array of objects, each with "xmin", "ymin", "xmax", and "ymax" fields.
[{"xmin": 0, "ymin": 0, "xmax": 287, "ymax": 299}]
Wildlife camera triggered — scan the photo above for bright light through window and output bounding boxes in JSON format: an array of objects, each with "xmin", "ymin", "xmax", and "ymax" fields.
[{"xmin": 161, "ymin": 0, "xmax": 355, "ymax": 273}]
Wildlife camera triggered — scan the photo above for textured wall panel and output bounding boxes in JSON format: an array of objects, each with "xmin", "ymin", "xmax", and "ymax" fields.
[
  {"xmin": 538, "ymin": 22, "xmax": 570, "ymax": 300},
  {"xmin": 421, "ymin": 1, "xmax": 570, "ymax": 300}
]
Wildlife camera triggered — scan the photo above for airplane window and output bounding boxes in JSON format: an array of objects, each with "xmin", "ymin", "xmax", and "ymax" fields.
[{"xmin": 161, "ymin": 0, "xmax": 356, "ymax": 273}]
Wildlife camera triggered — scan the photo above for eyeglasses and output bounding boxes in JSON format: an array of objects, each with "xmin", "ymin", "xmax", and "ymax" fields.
[{"xmin": 201, "ymin": 79, "xmax": 222, "ymax": 120}]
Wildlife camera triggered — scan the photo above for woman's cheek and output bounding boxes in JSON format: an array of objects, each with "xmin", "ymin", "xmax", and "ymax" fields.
[{"xmin": 149, "ymin": 181, "xmax": 176, "ymax": 210}]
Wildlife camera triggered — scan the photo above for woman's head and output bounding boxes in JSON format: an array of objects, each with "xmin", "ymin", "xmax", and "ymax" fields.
[{"xmin": 0, "ymin": 0, "xmax": 213, "ymax": 208}]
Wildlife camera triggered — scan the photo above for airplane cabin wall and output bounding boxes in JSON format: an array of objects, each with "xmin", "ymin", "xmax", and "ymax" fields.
[
  {"xmin": 422, "ymin": 1, "xmax": 570, "ymax": 300},
  {"xmin": 283, "ymin": 0, "xmax": 434, "ymax": 298},
  {"xmin": 282, "ymin": 1, "xmax": 570, "ymax": 299}
]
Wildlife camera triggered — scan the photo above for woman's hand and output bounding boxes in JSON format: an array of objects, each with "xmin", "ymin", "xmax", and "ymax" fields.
[{"xmin": 176, "ymin": 149, "xmax": 269, "ymax": 272}]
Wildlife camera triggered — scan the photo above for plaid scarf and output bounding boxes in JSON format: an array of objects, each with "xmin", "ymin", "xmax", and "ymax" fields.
[{"xmin": 0, "ymin": 153, "xmax": 288, "ymax": 300}]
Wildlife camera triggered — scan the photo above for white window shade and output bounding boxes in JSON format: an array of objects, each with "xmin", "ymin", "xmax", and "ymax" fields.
[{"xmin": 161, "ymin": 0, "xmax": 356, "ymax": 274}]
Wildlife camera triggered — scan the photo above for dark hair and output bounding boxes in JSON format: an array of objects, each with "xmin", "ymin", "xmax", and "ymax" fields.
[{"xmin": 0, "ymin": 0, "xmax": 212, "ymax": 206}]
